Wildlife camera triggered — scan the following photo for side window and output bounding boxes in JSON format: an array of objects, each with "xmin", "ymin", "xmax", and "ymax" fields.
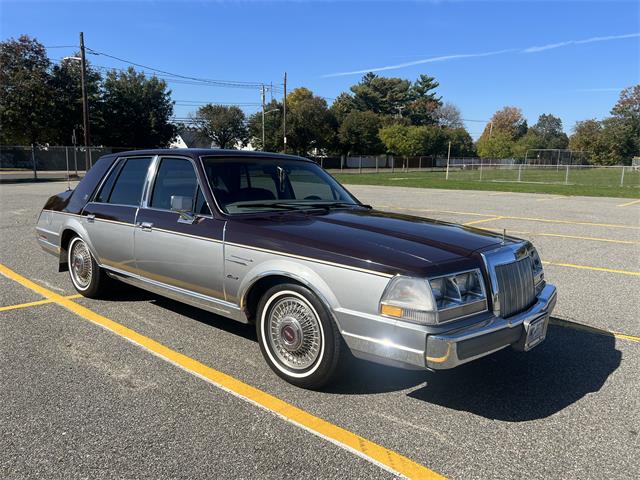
[
  {"xmin": 94, "ymin": 161, "xmax": 124, "ymax": 203},
  {"xmin": 150, "ymin": 158, "xmax": 199, "ymax": 211},
  {"xmin": 195, "ymin": 187, "xmax": 212, "ymax": 216},
  {"xmin": 96, "ymin": 157, "xmax": 152, "ymax": 206}
]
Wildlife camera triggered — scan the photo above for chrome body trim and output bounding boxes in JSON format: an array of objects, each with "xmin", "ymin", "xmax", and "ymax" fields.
[
  {"xmin": 425, "ymin": 283, "xmax": 557, "ymax": 369},
  {"xmin": 103, "ymin": 265, "xmax": 245, "ymax": 322}
]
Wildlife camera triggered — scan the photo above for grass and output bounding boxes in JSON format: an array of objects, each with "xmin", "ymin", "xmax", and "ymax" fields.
[{"xmin": 334, "ymin": 167, "xmax": 640, "ymax": 198}]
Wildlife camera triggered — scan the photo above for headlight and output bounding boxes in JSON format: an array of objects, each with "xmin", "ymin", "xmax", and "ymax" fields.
[
  {"xmin": 379, "ymin": 276, "xmax": 437, "ymax": 324},
  {"xmin": 380, "ymin": 269, "xmax": 487, "ymax": 325},
  {"xmin": 528, "ymin": 247, "xmax": 545, "ymax": 293}
]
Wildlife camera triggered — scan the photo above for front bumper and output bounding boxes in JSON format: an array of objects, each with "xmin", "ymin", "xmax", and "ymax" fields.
[
  {"xmin": 425, "ymin": 283, "xmax": 557, "ymax": 369},
  {"xmin": 338, "ymin": 283, "xmax": 556, "ymax": 371}
]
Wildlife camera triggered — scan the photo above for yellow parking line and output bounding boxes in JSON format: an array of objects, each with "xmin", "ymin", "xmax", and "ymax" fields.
[
  {"xmin": 483, "ymin": 228, "xmax": 639, "ymax": 245},
  {"xmin": 541, "ymin": 261, "xmax": 640, "ymax": 276},
  {"xmin": 550, "ymin": 318, "xmax": 640, "ymax": 343},
  {"xmin": 0, "ymin": 294, "xmax": 82, "ymax": 312},
  {"xmin": 0, "ymin": 263, "xmax": 444, "ymax": 480},
  {"xmin": 377, "ymin": 206, "xmax": 640, "ymax": 230},
  {"xmin": 463, "ymin": 216, "xmax": 503, "ymax": 226},
  {"xmin": 617, "ymin": 199, "xmax": 640, "ymax": 207}
]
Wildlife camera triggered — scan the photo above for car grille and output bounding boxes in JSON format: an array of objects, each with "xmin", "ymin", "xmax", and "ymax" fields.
[{"xmin": 495, "ymin": 256, "xmax": 536, "ymax": 318}]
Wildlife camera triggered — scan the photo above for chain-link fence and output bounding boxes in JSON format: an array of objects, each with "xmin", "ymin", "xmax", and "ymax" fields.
[{"xmin": 0, "ymin": 145, "xmax": 141, "ymax": 182}]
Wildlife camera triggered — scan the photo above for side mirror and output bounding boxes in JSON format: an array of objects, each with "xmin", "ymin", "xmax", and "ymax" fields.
[{"xmin": 170, "ymin": 195, "xmax": 192, "ymax": 212}]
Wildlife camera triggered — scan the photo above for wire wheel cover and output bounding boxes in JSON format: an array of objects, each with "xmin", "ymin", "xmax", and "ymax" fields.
[
  {"xmin": 267, "ymin": 296, "xmax": 322, "ymax": 371},
  {"xmin": 70, "ymin": 240, "xmax": 93, "ymax": 288}
]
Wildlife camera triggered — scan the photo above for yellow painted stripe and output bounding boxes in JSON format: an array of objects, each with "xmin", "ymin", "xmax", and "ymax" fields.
[
  {"xmin": 377, "ymin": 206, "xmax": 640, "ymax": 230},
  {"xmin": 541, "ymin": 261, "xmax": 640, "ymax": 276},
  {"xmin": 0, "ymin": 294, "xmax": 82, "ymax": 312},
  {"xmin": 463, "ymin": 216, "xmax": 503, "ymax": 226},
  {"xmin": 0, "ymin": 264, "xmax": 444, "ymax": 480},
  {"xmin": 550, "ymin": 318, "xmax": 640, "ymax": 343},
  {"xmin": 483, "ymin": 228, "xmax": 640, "ymax": 245},
  {"xmin": 617, "ymin": 198, "xmax": 640, "ymax": 207}
]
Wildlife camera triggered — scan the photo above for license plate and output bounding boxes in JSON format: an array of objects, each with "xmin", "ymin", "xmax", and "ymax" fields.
[{"xmin": 524, "ymin": 315, "xmax": 548, "ymax": 350}]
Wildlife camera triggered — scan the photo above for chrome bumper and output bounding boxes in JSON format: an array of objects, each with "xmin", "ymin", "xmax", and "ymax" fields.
[{"xmin": 425, "ymin": 283, "xmax": 557, "ymax": 369}]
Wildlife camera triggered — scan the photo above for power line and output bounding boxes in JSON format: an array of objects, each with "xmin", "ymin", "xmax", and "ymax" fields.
[{"xmin": 85, "ymin": 47, "xmax": 280, "ymax": 90}]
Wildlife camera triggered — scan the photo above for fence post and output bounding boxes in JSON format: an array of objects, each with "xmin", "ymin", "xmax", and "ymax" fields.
[
  {"xmin": 419, "ymin": 156, "xmax": 422, "ymax": 170},
  {"xmin": 320, "ymin": 157, "xmax": 324, "ymax": 169},
  {"xmin": 375, "ymin": 155, "xmax": 379, "ymax": 173},
  {"xmin": 31, "ymin": 144, "xmax": 37, "ymax": 180},
  {"xmin": 73, "ymin": 147, "xmax": 78, "ymax": 176},
  {"xmin": 392, "ymin": 156, "xmax": 395, "ymax": 173},
  {"xmin": 518, "ymin": 164, "xmax": 522, "ymax": 182},
  {"xmin": 340, "ymin": 155, "xmax": 344, "ymax": 172},
  {"xmin": 565, "ymin": 164, "xmax": 569, "ymax": 185},
  {"xmin": 359, "ymin": 156, "xmax": 362, "ymax": 174},
  {"xmin": 65, "ymin": 147, "xmax": 70, "ymax": 189},
  {"xmin": 620, "ymin": 166, "xmax": 625, "ymax": 187}
]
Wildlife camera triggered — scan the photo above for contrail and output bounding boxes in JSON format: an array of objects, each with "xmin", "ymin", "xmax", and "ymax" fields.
[
  {"xmin": 323, "ymin": 32, "xmax": 639, "ymax": 78},
  {"xmin": 522, "ymin": 32, "xmax": 640, "ymax": 53}
]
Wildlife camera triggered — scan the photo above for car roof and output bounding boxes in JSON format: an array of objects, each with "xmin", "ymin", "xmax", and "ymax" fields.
[{"xmin": 111, "ymin": 148, "xmax": 312, "ymax": 162}]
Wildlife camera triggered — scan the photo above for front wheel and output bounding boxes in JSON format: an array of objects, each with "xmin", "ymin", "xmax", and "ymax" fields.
[
  {"xmin": 67, "ymin": 236, "xmax": 110, "ymax": 298},
  {"xmin": 256, "ymin": 284, "xmax": 343, "ymax": 389}
]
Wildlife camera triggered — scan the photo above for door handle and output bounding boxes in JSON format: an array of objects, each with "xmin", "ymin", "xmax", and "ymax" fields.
[
  {"xmin": 86, "ymin": 214, "xmax": 95, "ymax": 223},
  {"xmin": 138, "ymin": 221, "xmax": 153, "ymax": 231}
]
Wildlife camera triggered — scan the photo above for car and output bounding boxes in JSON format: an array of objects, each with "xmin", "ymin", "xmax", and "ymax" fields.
[{"xmin": 36, "ymin": 149, "xmax": 557, "ymax": 388}]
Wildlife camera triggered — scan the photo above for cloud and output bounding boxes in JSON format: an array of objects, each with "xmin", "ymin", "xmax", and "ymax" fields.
[{"xmin": 323, "ymin": 32, "xmax": 640, "ymax": 78}]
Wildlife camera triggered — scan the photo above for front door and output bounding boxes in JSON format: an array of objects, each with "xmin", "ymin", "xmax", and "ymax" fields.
[
  {"xmin": 133, "ymin": 156, "xmax": 225, "ymax": 300},
  {"xmin": 82, "ymin": 156, "xmax": 153, "ymax": 274}
]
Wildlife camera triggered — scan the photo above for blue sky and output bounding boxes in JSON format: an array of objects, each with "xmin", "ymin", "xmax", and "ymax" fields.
[{"xmin": 1, "ymin": 0, "xmax": 638, "ymax": 137}]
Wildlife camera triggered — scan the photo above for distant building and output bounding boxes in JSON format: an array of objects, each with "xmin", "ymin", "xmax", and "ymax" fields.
[{"xmin": 170, "ymin": 127, "xmax": 254, "ymax": 151}]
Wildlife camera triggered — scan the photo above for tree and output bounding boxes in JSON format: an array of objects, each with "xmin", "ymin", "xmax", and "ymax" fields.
[
  {"xmin": 350, "ymin": 73, "xmax": 412, "ymax": 116},
  {"xmin": 406, "ymin": 74, "xmax": 442, "ymax": 125},
  {"xmin": 435, "ymin": 102, "xmax": 463, "ymax": 129},
  {"xmin": 338, "ymin": 110, "xmax": 384, "ymax": 154},
  {"xmin": 101, "ymin": 67, "xmax": 176, "ymax": 147},
  {"xmin": 529, "ymin": 114, "xmax": 569, "ymax": 150},
  {"xmin": 285, "ymin": 88, "xmax": 336, "ymax": 155},
  {"xmin": 476, "ymin": 106, "xmax": 528, "ymax": 158},
  {"xmin": 609, "ymin": 84, "xmax": 640, "ymax": 164},
  {"xmin": 477, "ymin": 131, "xmax": 514, "ymax": 159},
  {"xmin": 48, "ymin": 56, "xmax": 102, "ymax": 145},
  {"xmin": 444, "ymin": 127, "xmax": 475, "ymax": 157},
  {"xmin": 0, "ymin": 35, "xmax": 54, "ymax": 145},
  {"xmin": 247, "ymin": 99, "xmax": 283, "ymax": 152},
  {"xmin": 330, "ymin": 92, "xmax": 356, "ymax": 124},
  {"xmin": 192, "ymin": 104, "xmax": 247, "ymax": 149},
  {"xmin": 378, "ymin": 124, "xmax": 446, "ymax": 157},
  {"xmin": 569, "ymin": 119, "xmax": 606, "ymax": 164}
]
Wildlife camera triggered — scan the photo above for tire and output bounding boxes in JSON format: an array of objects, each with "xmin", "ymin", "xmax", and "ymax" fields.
[
  {"xmin": 256, "ymin": 283, "xmax": 343, "ymax": 389},
  {"xmin": 67, "ymin": 236, "xmax": 111, "ymax": 298}
]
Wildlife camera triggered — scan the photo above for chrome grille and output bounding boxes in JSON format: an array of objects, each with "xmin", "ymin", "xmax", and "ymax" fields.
[{"xmin": 495, "ymin": 256, "xmax": 536, "ymax": 318}]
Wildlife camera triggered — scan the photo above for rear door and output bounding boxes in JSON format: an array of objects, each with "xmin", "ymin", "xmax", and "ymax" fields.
[
  {"xmin": 133, "ymin": 156, "xmax": 225, "ymax": 300},
  {"xmin": 82, "ymin": 156, "xmax": 153, "ymax": 274}
]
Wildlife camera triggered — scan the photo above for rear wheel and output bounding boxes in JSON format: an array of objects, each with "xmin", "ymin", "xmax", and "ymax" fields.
[
  {"xmin": 67, "ymin": 236, "xmax": 110, "ymax": 298},
  {"xmin": 256, "ymin": 283, "xmax": 343, "ymax": 389}
]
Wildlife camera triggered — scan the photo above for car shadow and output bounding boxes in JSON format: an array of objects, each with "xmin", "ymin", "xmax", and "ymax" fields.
[
  {"xmin": 326, "ymin": 324, "xmax": 621, "ymax": 422},
  {"xmin": 101, "ymin": 285, "xmax": 622, "ymax": 421}
]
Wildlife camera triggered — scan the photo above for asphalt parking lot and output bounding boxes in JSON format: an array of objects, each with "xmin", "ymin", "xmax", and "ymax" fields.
[{"xmin": 1, "ymin": 181, "xmax": 639, "ymax": 479}]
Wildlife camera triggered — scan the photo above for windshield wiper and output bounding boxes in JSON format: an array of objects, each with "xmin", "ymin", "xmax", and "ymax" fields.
[{"xmin": 234, "ymin": 202, "xmax": 301, "ymax": 210}]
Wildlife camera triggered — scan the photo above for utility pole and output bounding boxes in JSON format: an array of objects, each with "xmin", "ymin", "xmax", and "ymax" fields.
[
  {"xmin": 79, "ymin": 32, "xmax": 91, "ymax": 171},
  {"xmin": 446, "ymin": 141, "xmax": 452, "ymax": 180},
  {"xmin": 283, "ymin": 72, "xmax": 287, "ymax": 153},
  {"xmin": 261, "ymin": 85, "xmax": 266, "ymax": 150}
]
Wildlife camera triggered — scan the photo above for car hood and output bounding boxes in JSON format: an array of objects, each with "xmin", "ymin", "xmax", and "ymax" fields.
[{"xmin": 227, "ymin": 208, "xmax": 517, "ymax": 277}]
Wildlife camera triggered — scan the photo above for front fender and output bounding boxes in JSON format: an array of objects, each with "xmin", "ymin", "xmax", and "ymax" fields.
[{"xmin": 237, "ymin": 258, "xmax": 341, "ymax": 314}]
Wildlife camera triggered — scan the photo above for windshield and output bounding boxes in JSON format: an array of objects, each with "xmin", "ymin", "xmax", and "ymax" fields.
[{"xmin": 200, "ymin": 157, "xmax": 360, "ymax": 214}]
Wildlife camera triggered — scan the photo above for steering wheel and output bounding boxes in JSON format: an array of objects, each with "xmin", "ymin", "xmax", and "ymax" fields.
[{"xmin": 304, "ymin": 195, "xmax": 322, "ymax": 200}]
